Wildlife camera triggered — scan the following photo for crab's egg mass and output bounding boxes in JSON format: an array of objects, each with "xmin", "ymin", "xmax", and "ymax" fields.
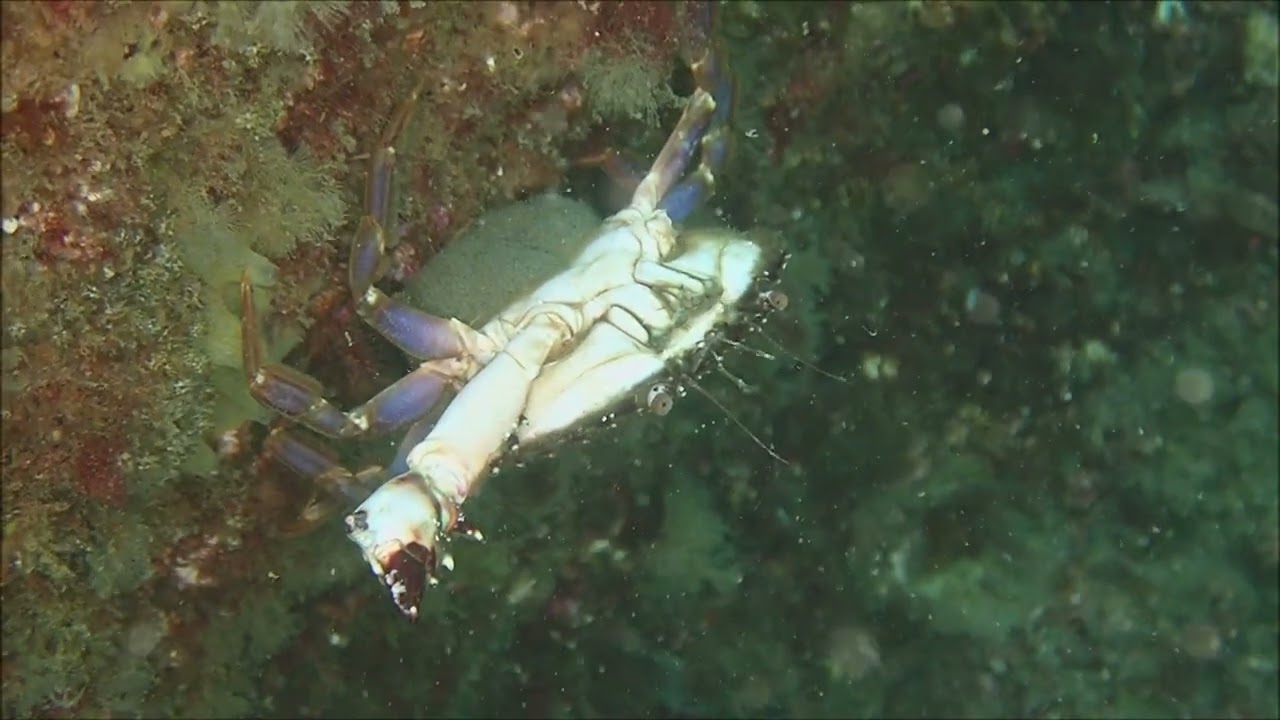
[
  {"xmin": 398, "ymin": 194, "xmax": 603, "ymax": 325},
  {"xmin": 517, "ymin": 229, "xmax": 770, "ymax": 446}
]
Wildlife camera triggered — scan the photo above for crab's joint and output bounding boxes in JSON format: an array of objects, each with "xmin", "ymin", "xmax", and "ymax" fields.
[
  {"xmin": 355, "ymin": 284, "xmax": 470, "ymax": 362},
  {"xmin": 263, "ymin": 427, "xmax": 382, "ymax": 501},
  {"xmin": 349, "ymin": 212, "xmax": 476, "ymax": 365},
  {"xmin": 349, "ymin": 216, "xmax": 386, "ymax": 300},
  {"xmin": 246, "ymin": 364, "xmax": 361, "ymax": 437},
  {"xmin": 368, "ymin": 363, "xmax": 448, "ymax": 426},
  {"xmin": 244, "ymin": 329, "xmax": 449, "ymax": 439}
]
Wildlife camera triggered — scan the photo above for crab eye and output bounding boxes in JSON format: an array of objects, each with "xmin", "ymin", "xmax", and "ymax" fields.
[
  {"xmin": 759, "ymin": 289, "xmax": 788, "ymax": 312},
  {"xmin": 645, "ymin": 383, "xmax": 674, "ymax": 416}
]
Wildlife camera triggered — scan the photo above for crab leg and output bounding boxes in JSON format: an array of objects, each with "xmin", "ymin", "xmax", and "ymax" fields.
[
  {"xmin": 591, "ymin": 5, "xmax": 726, "ymax": 224},
  {"xmin": 655, "ymin": 43, "xmax": 733, "ymax": 222},
  {"xmin": 350, "ymin": 211, "xmax": 490, "ymax": 362},
  {"xmin": 257, "ymin": 416, "xmax": 440, "ymax": 538},
  {"xmin": 629, "ymin": 89, "xmax": 716, "ymax": 215},
  {"xmin": 241, "ymin": 73, "xmax": 493, "ymax": 441},
  {"xmin": 259, "ymin": 427, "xmax": 391, "ymax": 536},
  {"xmin": 252, "ymin": 383, "xmax": 437, "ymax": 535},
  {"xmin": 387, "ymin": 415, "xmax": 435, "ymax": 477},
  {"xmin": 262, "ymin": 427, "xmax": 385, "ymax": 501},
  {"xmin": 241, "ymin": 276, "xmax": 457, "ymax": 439},
  {"xmin": 349, "ymin": 210, "xmax": 491, "ymax": 362},
  {"xmin": 348, "ymin": 79, "xmax": 493, "ymax": 364}
]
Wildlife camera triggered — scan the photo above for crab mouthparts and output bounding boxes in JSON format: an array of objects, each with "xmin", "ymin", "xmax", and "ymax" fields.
[{"xmin": 380, "ymin": 541, "xmax": 436, "ymax": 621}]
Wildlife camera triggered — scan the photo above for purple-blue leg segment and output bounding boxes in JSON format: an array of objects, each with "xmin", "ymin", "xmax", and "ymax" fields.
[
  {"xmin": 243, "ymin": 76, "xmax": 473, "ymax": 503},
  {"xmin": 657, "ymin": 34, "xmax": 734, "ymax": 224},
  {"xmin": 349, "ymin": 211, "xmax": 469, "ymax": 361},
  {"xmin": 388, "ymin": 416, "xmax": 435, "ymax": 477},
  {"xmin": 361, "ymin": 290, "xmax": 469, "ymax": 361},
  {"xmin": 348, "ymin": 216, "xmax": 385, "ymax": 300},
  {"xmin": 350, "ymin": 76, "xmax": 419, "ymax": 299},
  {"xmin": 347, "ymin": 74, "xmax": 473, "ymax": 363},
  {"xmin": 365, "ymin": 73, "xmax": 428, "ymax": 236},
  {"xmin": 241, "ymin": 276, "xmax": 451, "ymax": 439},
  {"xmin": 263, "ymin": 428, "xmax": 384, "ymax": 501},
  {"xmin": 357, "ymin": 365, "xmax": 452, "ymax": 435}
]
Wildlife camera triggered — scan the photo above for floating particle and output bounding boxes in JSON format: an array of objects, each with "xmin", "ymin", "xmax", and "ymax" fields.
[
  {"xmin": 936, "ymin": 103, "xmax": 966, "ymax": 136},
  {"xmin": 965, "ymin": 287, "xmax": 1002, "ymax": 325},
  {"xmin": 825, "ymin": 624, "xmax": 881, "ymax": 682},
  {"xmin": 1174, "ymin": 367, "xmax": 1214, "ymax": 406},
  {"xmin": 1179, "ymin": 622, "xmax": 1223, "ymax": 660}
]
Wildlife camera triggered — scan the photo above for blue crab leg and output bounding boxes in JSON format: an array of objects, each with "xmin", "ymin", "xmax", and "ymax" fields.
[
  {"xmin": 367, "ymin": 73, "xmax": 428, "ymax": 238},
  {"xmin": 241, "ymin": 274, "xmax": 453, "ymax": 439},
  {"xmin": 580, "ymin": 4, "xmax": 731, "ymax": 221},
  {"xmin": 258, "ymin": 419, "xmax": 433, "ymax": 535},
  {"xmin": 350, "ymin": 213, "xmax": 473, "ymax": 361},
  {"xmin": 262, "ymin": 427, "xmax": 386, "ymax": 501},
  {"xmin": 239, "ymin": 76, "xmax": 464, "ymax": 440},
  {"xmin": 346, "ymin": 77, "xmax": 482, "ymax": 362},
  {"xmin": 655, "ymin": 41, "xmax": 733, "ymax": 223},
  {"xmin": 262, "ymin": 428, "xmax": 390, "ymax": 536},
  {"xmin": 631, "ymin": 89, "xmax": 714, "ymax": 215},
  {"xmin": 386, "ymin": 415, "xmax": 435, "ymax": 478}
]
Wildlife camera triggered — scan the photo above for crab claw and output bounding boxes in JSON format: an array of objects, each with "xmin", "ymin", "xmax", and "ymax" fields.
[
  {"xmin": 380, "ymin": 540, "xmax": 435, "ymax": 620},
  {"xmin": 343, "ymin": 472, "xmax": 457, "ymax": 620}
]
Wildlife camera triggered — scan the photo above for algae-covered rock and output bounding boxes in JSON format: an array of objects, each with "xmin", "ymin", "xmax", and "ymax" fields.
[{"xmin": 1244, "ymin": 10, "xmax": 1279, "ymax": 89}]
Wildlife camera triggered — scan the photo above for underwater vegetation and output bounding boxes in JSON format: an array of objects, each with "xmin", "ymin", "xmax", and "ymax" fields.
[{"xmin": 1, "ymin": 1, "xmax": 1276, "ymax": 717}]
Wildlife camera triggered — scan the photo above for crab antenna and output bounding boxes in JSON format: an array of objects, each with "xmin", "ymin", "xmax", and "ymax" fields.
[
  {"xmin": 713, "ymin": 355, "xmax": 757, "ymax": 395},
  {"xmin": 687, "ymin": 379, "xmax": 790, "ymax": 464},
  {"xmin": 717, "ymin": 329, "xmax": 853, "ymax": 384},
  {"xmin": 717, "ymin": 336, "xmax": 777, "ymax": 362},
  {"xmin": 757, "ymin": 331, "xmax": 854, "ymax": 384}
]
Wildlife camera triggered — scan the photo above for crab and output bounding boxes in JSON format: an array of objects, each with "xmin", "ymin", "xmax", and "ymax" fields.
[{"xmin": 241, "ymin": 9, "xmax": 783, "ymax": 619}]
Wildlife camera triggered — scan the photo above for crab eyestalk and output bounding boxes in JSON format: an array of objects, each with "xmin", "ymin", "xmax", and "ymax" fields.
[{"xmin": 343, "ymin": 471, "xmax": 460, "ymax": 620}]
